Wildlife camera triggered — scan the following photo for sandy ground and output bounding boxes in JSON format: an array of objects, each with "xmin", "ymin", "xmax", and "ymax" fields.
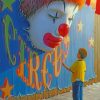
[{"xmin": 44, "ymin": 83, "xmax": 100, "ymax": 100}]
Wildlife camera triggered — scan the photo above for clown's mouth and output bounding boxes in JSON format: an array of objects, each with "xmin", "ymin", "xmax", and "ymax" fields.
[
  {"xmin": 43, "ymin": 33, "xmax": 63, "ymax": 48},
  {"xmin": 43, "ymin": 24, "xmax": 69, "ymax": 48}
]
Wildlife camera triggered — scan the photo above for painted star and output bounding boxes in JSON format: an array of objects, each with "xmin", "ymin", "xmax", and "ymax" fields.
[
  {"xmin": 90, "ymin": 0, "xmax": 97, "ymax": 9},
  {"xmin": 0, "ymin": 78, "xmax": 14, "ymax": 98},
  {"xmin": 2, "ymin": 0, "xmax": 15, "ymax": 11},
  {"xmin": 77, "ymin": 21, "xmax": 83, "ymax": 32},
  {"xmin": 89, "ymin": 37, "xmax": 94, "ymax": 48}
]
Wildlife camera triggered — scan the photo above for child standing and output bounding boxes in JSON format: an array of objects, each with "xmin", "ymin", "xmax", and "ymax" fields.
[{"xmin": 62, "ymin": 48, "xmax": 87, "ymax": 100}]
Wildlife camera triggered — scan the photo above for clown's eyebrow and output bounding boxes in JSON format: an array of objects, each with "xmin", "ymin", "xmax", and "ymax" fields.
[
  {"xmin": 63, "ymin": 1, "xmax": 66, "ymax": 11},
  {"xmin": 73, "ymin": 5, "xmax": 78, "ymax": 13},
  {"xmin": 63, "ymin": 0, "xmax": 78, "ymax": 12}
]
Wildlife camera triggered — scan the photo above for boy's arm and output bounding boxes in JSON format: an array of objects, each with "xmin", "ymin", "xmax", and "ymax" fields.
[{"xmin": 62, "ymin": 62, "xmax": 72, "ymax": 72}]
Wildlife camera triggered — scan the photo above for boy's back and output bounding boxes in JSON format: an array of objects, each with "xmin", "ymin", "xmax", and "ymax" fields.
[{"xmin": 70, "ymin": 60, "xmax": 86, "ymax": 83}]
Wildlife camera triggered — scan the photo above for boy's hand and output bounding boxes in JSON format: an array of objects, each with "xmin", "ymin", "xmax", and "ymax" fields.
[
  {"xmin": 62, "ymin": 62, "xmax": 72, "ymax": 72},
  {"xmin": 62, "ymin": 62, "xmax": 65, "ymax": 66},
  {"xmin": 62, "ymin": 62, "xmax": 69, "ymax": 69}
]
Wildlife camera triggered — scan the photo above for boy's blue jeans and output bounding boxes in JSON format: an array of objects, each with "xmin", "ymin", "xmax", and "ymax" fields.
[{"xmin": 72, "ymin": 81, "xmax": 83, "ymax": 100}]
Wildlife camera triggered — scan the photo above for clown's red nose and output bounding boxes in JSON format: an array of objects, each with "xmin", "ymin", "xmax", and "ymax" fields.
[{"xmin": 58, "ymin": 23, "xmax": 69, "ymax": 37}]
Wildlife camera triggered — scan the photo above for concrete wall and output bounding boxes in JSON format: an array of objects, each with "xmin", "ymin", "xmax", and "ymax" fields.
[{"xmin": 94, "ymin": 14, "xmax": 100, "ymax": 82}]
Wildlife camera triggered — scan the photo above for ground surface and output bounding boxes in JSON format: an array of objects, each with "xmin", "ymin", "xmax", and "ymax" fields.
[{"xmin": 44, "ymin": 83, "xmax": 100, "ymax": 100}]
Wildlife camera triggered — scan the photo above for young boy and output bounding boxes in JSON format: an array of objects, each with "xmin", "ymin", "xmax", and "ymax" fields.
[{"xmin": 62, "ymin": 48, "xmax": 87, "ymax": 100}]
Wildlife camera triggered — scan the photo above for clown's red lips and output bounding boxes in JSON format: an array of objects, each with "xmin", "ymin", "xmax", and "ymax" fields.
[
  {"xmin": 43, "ymin": 33, "xmax": 63, "ymax": 48},
  {"xmin": 43, "ymin": 23, "xmax": 69, "ymax": 48}
]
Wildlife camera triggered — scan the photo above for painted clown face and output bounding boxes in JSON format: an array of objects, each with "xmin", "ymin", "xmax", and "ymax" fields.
[{"xmin": 23, "ymin": 1, "xmax": 79, "ymax": 51}]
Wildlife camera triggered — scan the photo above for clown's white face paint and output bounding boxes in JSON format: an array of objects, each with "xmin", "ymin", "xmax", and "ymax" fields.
[{"xmin": 28, "ymin": 1, "xmax": 78, "ymax": 51}]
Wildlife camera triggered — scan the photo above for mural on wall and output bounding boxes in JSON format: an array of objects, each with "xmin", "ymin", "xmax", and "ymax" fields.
[{"xmin": 0, "ymin": 0, "xmax": 96, "ymax": 99}]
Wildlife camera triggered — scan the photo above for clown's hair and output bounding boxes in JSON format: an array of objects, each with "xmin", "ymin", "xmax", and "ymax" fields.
[{"xmin": 20, "ymin": 0, "xmax": 85, "ymax": 17}]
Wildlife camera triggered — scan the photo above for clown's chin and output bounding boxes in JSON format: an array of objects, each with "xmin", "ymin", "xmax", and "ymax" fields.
[{"xmin": 43, "ymin": 33, "xmax": 63, "ymax": 49}]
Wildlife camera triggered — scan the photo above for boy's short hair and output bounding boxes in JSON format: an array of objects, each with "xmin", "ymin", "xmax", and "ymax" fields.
[{"xmin": 78, "ymin": 48, "xmax": 87, "ymax": 59}]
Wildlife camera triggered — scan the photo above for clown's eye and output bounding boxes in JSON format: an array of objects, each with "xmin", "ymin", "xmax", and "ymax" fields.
[
  {"xmin": 48, "ymin": 9, "xmax": 65, "ymax": 23},
  {"xmin": 48, "ymin": 11, "xmax": 59, "ymax": 22},
  {"xmin": 68, "ymin": 15, "xmax": 74, "ymax": 25},
  {"xmin": 68, "ymin": 17, "xmax": 73, "ymax": 21}
]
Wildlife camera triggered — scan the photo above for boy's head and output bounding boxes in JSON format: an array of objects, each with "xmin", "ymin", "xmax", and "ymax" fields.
[{"xmin": 77, "ymin": 48, "xmax": 87, "ymax": 59}]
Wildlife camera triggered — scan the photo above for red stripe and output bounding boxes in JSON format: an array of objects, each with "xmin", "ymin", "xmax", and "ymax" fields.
[
  {"xmin": 86, "ymin": 0, "xmax": 91, "ymax": 6},
  {"xmin": 95, "ymin": 0, "xmax": 100, "ymax": 15}
]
